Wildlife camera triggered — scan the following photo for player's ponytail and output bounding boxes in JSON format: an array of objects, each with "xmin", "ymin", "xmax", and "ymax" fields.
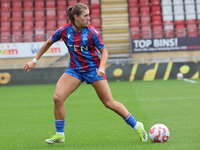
[{"xmin": 67, "ymin": 3, "xmax": 88, "ymax": 28}]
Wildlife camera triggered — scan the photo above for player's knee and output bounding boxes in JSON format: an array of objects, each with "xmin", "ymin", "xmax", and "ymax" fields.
[
  {"xmin": 53, "ymin": 94, "xmax": 62, "ymax": 104},
  {"xmin": 103, "ymin": 100, "xmax": 115, "ymax": 110}
]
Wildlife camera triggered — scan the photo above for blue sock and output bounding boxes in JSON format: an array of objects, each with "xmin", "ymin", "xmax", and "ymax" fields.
[
  {"xmin": 55, "ymin": 119, "xmax": 65, "ymax": 133},
  {"xmin": 124, "ymin": 113, "xmax": 137, "ymax": 128}
]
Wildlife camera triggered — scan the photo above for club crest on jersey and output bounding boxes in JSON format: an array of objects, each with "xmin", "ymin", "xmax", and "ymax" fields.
[
  {"xmin": 67, "ymin": 34, "xmax": 71, "ymax": 38},
  {"xmin": 82, "ymin": 34, "xmax": 88, "ymax": 41}
]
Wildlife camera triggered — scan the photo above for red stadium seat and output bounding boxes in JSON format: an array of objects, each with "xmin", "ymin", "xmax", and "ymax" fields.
[
  {"xmin": 57, "ymin": 9, "xmax": 67, "ymax": 19},
  {"xmin": 46, "ymin": 0, "xmax": 56, "ymax": 9},
  {"xmin": 46, "ymin": 20, "xmax": 56, "ymax": 30},
  {"xmin": 141, "ymin": 25, "xmax": 151, "ymax": 39},
  {"xmin": 35, "ymin": 20, "xmax": 45, "ymax": 29},
  {"xmin": 34, "ymin": 10, "xmax": 45, "ymax": 20},
  {"xmin": 12, "ymin": 21, "xmax": 22, "ymax": 31},
  {"xmin": 12, "ymin": 11, "xmax": 22, "ymax": 21},
  {"xmin": 1, "ymin": 11, "xmax": 10, "ymax": 21},
  {"xmin": 140, "ymin": 0, "xmax": 150, "ymax": 6},
  {"xmin": 57, "ymin": 19, "xmax": 68, "ymax": 28},
  {"xmin": 23, "ymin": 21, "xmax": 33, "ymax": 31},
  {"xmin": 68, "ymin": 0, "xmax": 78, "ymax": 6},
  {"xmin": 140, "ymin": 6, "xmax": 150, "ymax": 16},
  {"xmin": 151, "ymin": 0, "xmax": 161, "ymax": 6},
  {"xmin": 0, "ymin": 31, "xmax": 11, "ymax": 43},
  {"xmin": 91, "ymin": 18, "xmax": 101, "ymax": 29},
  {"xmin": 12, "ymin": 31, "xmax": 22, "ymax": 42},
  {"xmin": 46, "ymin": 9, "xmax": 56, "ymax": 20},
  {"xmin": 130, "ymin": 26, "xmax": 140, "ymax": 39},
  {"xmin": 151, "ymin": 6, "xmax": 161, "ymax": 16},
  {"xmin": 175, "ymin": 24, "xmax": 186, "ymax": 37},
  {"xmin": 1, "ymin": 21, "xmax": 10, "ymax": 31},
  {"xmin": 187, "ymin": 24, "xmax": 197, "ymax": 37},
  {"xmin": 128, "ymin": 0, "xmax": 138, "ymax": 7},
  {"xmin": 23, "ymin": 30, "xmax": 34, "ymax": 42},
  {"xmin": 79, "ymin": 0, "xmax": 89, "ymax": 6},
  {"xmin": 46, "ymin": 29, "xmax": 55, "ymax": 39},
  {"xmin": 164, "ymin": 25, "xmax": 175, "ymax": 38},
  {"xmin": 23, "ymin": 11, "xmax": 33, "ymax": 20},
  {"xmin": 35, "ymin": 29, "xmax": 45, "ymax": 42},
  {"xmin": 129, "ymin": 7, "xmax": 139, "ymax": 16},
  {"xmin": 57, "ymin": 0, "xmax": 67, "ymax": 9},
  {"xmin": 141, "ymin": 16, "xmax": 151, "ymax": 26},
  {"xmin": 153, "ymin": 25, "xmax": 163, "ymax": 38},
  {"xmin": 90, "ymin": 0, "xmax": 100, "ymax": 9},
  {"xmin": 1, "ymin": 1, "xmax": 11, "ymax": 11},
  {"xmin": 129, "ymin": 16, "xmax": 140, "ymax": 27},
  {"xmin": 23, "ymin": 1, "xmax": 33, "ymax": 10},
  {"xmin": 35, "ymin": 1, "xmax": 44, "ymax": 10},
  {"xmin": 90, "ymin": 8, "xmax": 101, "ymax": 18},
  {"xmin": 152, "ymin": 15, "xmax": 162, "ymax": 26},
  {"xmin": 12, "ymin": 1, "xmax": 22, "ymax": 11}
]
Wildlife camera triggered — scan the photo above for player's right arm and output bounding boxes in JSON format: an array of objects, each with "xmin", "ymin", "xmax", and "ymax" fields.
[{"xmin": 23, "ymin": 38, "xmax": 54, "ymax": 72}]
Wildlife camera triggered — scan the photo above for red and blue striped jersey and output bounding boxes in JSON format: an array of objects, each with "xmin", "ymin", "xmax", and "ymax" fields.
[{"xmin": 51, "ymin": 23, "xmax": 105, "ymax": 71}]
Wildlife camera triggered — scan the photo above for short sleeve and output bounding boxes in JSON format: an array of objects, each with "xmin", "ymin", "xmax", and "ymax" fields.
[
  {"xmin": 92, "ymin": 30, "xmax": 105, "ymax": 50},
  {"xmin": 51, "ymin": 28, "xmax": 63, "ymax": 42}
]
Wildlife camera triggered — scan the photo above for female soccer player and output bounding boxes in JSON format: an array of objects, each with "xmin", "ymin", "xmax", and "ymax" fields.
[{"xmin": 23, "ymin": 3, "xmax": 147, "ymax": 144}]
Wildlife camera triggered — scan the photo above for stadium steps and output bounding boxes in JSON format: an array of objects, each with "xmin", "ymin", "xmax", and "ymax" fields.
[{"xmin": 101, "ymin": 0, "xmax": 131, "ymax": 58}]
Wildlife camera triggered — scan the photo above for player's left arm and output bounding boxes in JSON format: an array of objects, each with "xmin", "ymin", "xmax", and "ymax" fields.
[{"xmin": 97, "ymin": 46, "xmax": 108, "ymax": 77}]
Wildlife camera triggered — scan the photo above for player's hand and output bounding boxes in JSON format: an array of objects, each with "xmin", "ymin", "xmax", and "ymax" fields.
[
  {"xmin": 97, "ymin": 69, "xmax": 105, "ymax": 77},
  {"xmin": 23, "ymin": 61, "xmax": 36, "ymax": 72}
]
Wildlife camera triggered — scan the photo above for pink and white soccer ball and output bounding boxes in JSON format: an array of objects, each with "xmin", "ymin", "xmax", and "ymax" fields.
[
  {"xmin": 149, "ymin": 124, "xmax": 170, "ymax": 142},
  {"xmin": 177, "ymin": 73, "xmax": 183, "ymax": 78}
]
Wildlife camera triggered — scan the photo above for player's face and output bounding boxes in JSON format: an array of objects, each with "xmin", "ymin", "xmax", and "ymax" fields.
[{"xmin": 76, "ymin": 9, "xmax": 90, "ymax": 27}]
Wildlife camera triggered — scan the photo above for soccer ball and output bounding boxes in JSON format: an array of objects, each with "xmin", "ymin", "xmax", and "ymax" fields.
[
  {"xmin": 177, "ymin": 73, "xmax": 183, "ymax": 78},
  {"xmin": 149, "ymin": 124, "xmax": 170, "ymax": 142}
]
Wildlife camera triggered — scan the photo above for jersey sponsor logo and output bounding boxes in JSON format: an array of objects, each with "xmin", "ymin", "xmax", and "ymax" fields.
[{"xmin": 67, "ymin": 44, "xmax": 88, "ymax": 52}]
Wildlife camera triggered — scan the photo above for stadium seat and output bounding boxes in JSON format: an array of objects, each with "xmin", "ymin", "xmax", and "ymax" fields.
[
  {"xmin": 151, "ymin": 0, "xmax": 161, "ymax": 6},
  {"xmin": 46, "ymin": 29, "xmax": 55, "ymax": 40},
  {"xmin": 186, "ymin": 14, "xmax": 197, "ymax": 24},
  {"xmin": 196, "ymin": 4, "xmax": 200, "ymax": 14},
  {"xmin": 140, "ymin": 6, "xmax": 150, "ymax": 16},
  {"xmin": 57, "ymin": 0, "xmax": 67, "ymax": 9},
  {"xmin": 46, "ymin": 20, "xmax": 56, "ymax": 30},
  {"xmin": 90, "ymin": 0, "xmax": 100, "ymax": 9},
  {"xmin": 141, "ymin": 26, "xmax": 151, "ymax": 39},
  {"xmin": 35, "ymin": 1, "xmax": 45, "ymax": 10},
  {"xmin": 151, "ymin": 6, "xmax": 161, "ymax": 16},
  {"xmin": 46, "ymin": 10, "xmax": 56, "ymax": 20},
  {"xmin": 12, "ymin": 1, "xmax": 22, "ymax": 11},
  {"xmin": 1, "ymin": 21, "xmax": 10, "ymax": 31},
  {"xmin": 68, "ymin": 0, "xmax": 78, "ymax": 6},
  {"xmin": 23, "ymin": 1, "xmax": 33, "ymax": 10},
  {"xmin": 12, "ymin": 11, "xmax": 22, "ymax": 21},
  {"xmin": 187, "ymin": 24, "xmax": 197, "ymax": 37},
  {"xmin": 185, "ymin": 4, "xmax": 195, "ymax": 14},
  {"xmin": 174, "ymin": 5, "xmax": 184, "ymax": 15},
  {"xmin": 174, "ymin": 14, "xmax": 185, "ymax": 25},
  {"xmin": 152, "ymin": 15, "xmax": 162, "ymax": 26},
  {"xmin": 1, "ymin": 1, "xmax": 11, "ymax": 11},
  {"xmin": 130, "ymin": 26, "xmax": 140, "ymax": 39},
  {"xmin": 153, "ymin": 25, "xmax": 163, "ymax": 38},
  {"xmin": 184, "ymin": 0, "xmax": 195, "ymax": 5},
  {"xmin": 163, "ymin": 15, "xmax": 173, "ymax": 25},
  {"xmin": 161, "ymin": 0, "xmax": 172, "ymax": 6},
  {"xmin": 129, "ymin": 7, "xmax": 139, "ymax": 16},
  {"xmin": 162, "ymin": 5, "xmax": 173, "ymax": 15},
  {"xmin": 12, "ymin": 31, "xmax": 22, "ymax": 43},
  {"xmin": 1, "ymin": 11, "xmax": 10, "ymax": 21},
  {"xmin": 197, "ymin": 0, "xmax": 200, "ymax": 3},
  {"xmin": 79, "ymin": 0, "xmax": 89, "ymax": 6},
  {"xmin": 23, "ymin": 21, "xmax": 33, "ymax": 31},
  {"xmin": 175, "ymin": 24, "xmax": 186, "ymax": 37},
  {"xmin": 173, "ymin": 0, "xmax": 183, "ymax": 5},
  {"xmin": 23, "ymin": 11, "xmax": 33, "ymax": 20},
  {"xmin": 128, "ymin": 0, "xmax": 138, "ymax": 7},
  {"xmin": 90, "ymin": 8, "xmax": 101, "ymax": 18},
  {"xmin": 23, "ymin": 30, "xmax": 34, "ymax": 42},
  {"xmin": 0, "ymin": 31, "xmax": 11, "ymax": 43},
  {"xmin": 91, "ymin": 18, "xmax": 101, "ymax": 29},
  {"xmin": 12, "ymin": 21, "xmax": 22, "ymax": 31},
  {"xmin": 35, "ymin": 29, "xmax": 45, "ymax": 42},
  {"xmin": 35, "ymin": 20, "xmax": 45, "ymax": 29},
  {"xmin": 164, "ymin": 24, "xmax": 174, "ymax": 37},
  {"xmin": 46, "ymin": 0, "xmax": 56, "ymax": 9},
  {"xmin": 139, "ymin": 0, "xmax": 150, "ymax": 6},
  {"xmin": 57, "ymin": 9, "xmax": 67, "ymax": 19},
  {"xmin": 57, "ymin": 19, "xmax": 68, "ymax": 28},
  {"xmin": 141, "ymin": 16, "xmax": 151, "ymax": 26},
  {"xmin": 34, "ymin": 10, "xmax": 45, "ymax": 20},
  {"xmin": 129, "ymin": 16, "xmax": 140, "ymax": 27}
]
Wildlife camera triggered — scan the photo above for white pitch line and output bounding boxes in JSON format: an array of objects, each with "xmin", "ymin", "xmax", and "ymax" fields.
[{"xmin": 0, "ymin": 97, "xmax": 200, "ymax": 107}]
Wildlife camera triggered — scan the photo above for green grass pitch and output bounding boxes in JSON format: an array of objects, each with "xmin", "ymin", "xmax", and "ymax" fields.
[{"xmin": 0, "ymin": 79, "xmax": 200, "ymax": 150}]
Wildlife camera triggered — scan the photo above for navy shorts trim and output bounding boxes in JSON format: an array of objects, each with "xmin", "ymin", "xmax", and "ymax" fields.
[{"xmin": 65, "ymin": 67, "xmax": 106, "ymax": 84}]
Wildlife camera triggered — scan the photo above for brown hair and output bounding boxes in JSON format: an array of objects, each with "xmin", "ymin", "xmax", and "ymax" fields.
[{"xmin": 67, "ymin": 3, "xmax": 89, "ymax": 27}]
